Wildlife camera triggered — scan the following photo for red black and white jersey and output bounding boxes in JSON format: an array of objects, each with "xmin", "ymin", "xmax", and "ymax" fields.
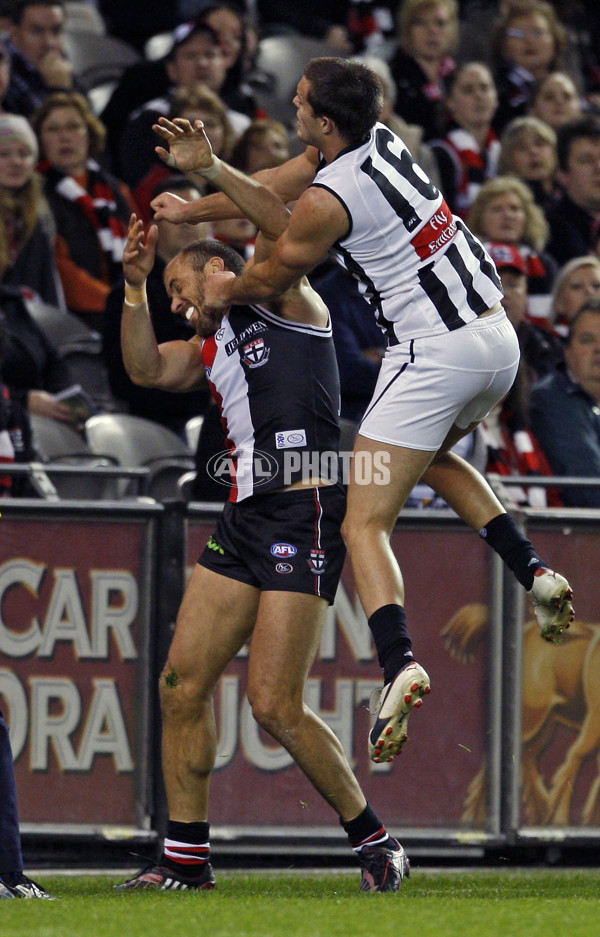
[
  {"xmin": 201, "ymin": 304, "xmax": 340, "ymax": 502},
  {"xmin": 312, "ymin": 122, "xmax": 503, "ymax": 346}
]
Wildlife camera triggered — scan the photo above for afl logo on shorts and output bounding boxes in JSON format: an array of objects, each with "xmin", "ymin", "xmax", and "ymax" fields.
[
  {"xmin": 271, "ymin": 543, "xmax": 297, "ymax": 558},
  {"xmin": 308, "ymin": 549, "xmax": 327, "ymax": 574},
  {"xmin": 275, "ymin": 562, "xmax": 294, "ymax": 574},
  {"xmin": 242, "ymin": 337, "xmax": 270, "ymax": 368}
]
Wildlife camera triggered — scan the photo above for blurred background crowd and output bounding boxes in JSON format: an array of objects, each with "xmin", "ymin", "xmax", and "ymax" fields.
[{"xmin": 1, "ymin": 0, "xmax": 600, "ymax": 510}]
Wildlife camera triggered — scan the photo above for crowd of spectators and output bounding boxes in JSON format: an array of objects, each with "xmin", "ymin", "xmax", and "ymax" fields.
[{"xmin": 0, "ymin": 0, "xmax": 599, "ymax": 507}]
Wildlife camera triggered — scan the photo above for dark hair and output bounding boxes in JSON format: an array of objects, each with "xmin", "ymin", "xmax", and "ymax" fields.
[
  {"xmin": 303, "ymin": 58, "xmax": 383, "ymax": 146},
  {"xmin": 178, "ymin": 238, "xmax": 245, "ymax": 276},
  {"xmin": 556, "ymin": 116, "xmax": 600, "ymax": 173},
  {"xmin": 568, "ymin": 297, "xmax": 600, "ymax": 343},
  {"xmin": 166, "ymin": 22, "xmax": 220, "ymax": 63},
  {"xmin": 151, "ymin": 176, "xmax": 203, "ymax": 200},
  {"xmin": 229, "ymin": 118, "xmax": 289, "ymax": 172},
  {"xmin": 195, "ymin": 3, "xmax": 249, "ymax": 89},
  {"xmin": 10, "ymin": 0, "xmax": 65, "ymax": 25}
]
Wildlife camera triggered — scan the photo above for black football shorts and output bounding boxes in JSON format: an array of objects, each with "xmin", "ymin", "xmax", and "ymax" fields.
[{"xmin": 198, "ymin": 483, "xmax": 346, "ymax": 604}]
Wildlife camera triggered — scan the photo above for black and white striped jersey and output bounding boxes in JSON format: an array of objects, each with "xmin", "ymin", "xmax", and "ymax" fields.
[
  {"xmin": 312, "ymin": 123, "xmax": 504, "ymax": 346},
  {"xmin": 201, "ymin": 304, "xmax": 340, "ymax": 502}
]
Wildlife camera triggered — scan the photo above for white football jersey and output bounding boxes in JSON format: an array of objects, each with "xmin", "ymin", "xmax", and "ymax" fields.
[{"xmin": 312, "ymin": 123, "xmax": 503, "ymax": 345}]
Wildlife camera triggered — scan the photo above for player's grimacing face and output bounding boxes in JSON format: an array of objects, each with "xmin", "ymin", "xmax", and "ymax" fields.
[{"xmin": 165, "ymin": 256, "xmax": 223, "ymax": 337}]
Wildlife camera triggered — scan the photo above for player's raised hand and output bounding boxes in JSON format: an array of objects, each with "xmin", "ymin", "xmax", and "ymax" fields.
[
  {"xmin": 153, "ymin": 116, "xmax": 215, "ymax": 175},
  {"xmin": 123, "ymin": 214, "xmax": 158, "ymax": 287}
]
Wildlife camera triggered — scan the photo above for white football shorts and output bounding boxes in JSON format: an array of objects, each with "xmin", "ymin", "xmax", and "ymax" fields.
[{"xmin": 359, "ymin": 308, "xmax": 520, "ymax": 451}]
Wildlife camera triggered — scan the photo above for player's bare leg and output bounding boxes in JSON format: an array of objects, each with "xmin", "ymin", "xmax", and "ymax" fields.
[
  {"xmin": 160, "ymin": 566, "xmax": 260, "ymax": 821},
  {"xmin": 247, "ymin": 589, "xmax": 366, "ymax": 820},
  {"xmin": 342, "ymin": 435, "xmax": 433, "ymax": 763},
  {"xmin": 115, "ymin": 567, "xmax": 259, "ymax": 891},
  {"xmin": 423, "ymin": 424, "xmax": 574, "ymax": 643}
]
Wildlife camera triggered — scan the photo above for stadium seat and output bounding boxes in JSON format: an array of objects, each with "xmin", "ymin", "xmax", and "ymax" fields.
[
  {"xmin": 85, "ymin": 413, "xmax": 195, "ymax": 499},
  {"xmin": 254, "ymin": 34, "xmax": 345, "ymax": 129}
]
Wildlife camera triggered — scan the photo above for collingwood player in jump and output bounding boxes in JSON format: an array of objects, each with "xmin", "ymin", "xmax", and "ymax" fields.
[
  {"xmin": 151, "ymin": 57, "xmax": 575, "ymax": 767},
  {"xmin": 116, "ymin": 116, "xmax": 409, "ymax": 893}
]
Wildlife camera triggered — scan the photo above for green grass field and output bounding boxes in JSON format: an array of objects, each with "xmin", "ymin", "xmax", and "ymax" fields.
[{"xmin": 2, "ymin": 868, "xmax": 599, "ymax": 937}]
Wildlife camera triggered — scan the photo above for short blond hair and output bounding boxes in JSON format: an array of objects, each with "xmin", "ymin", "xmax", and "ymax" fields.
[
  {"xmin": 550, "ymin": 255, "xmax": 600, "ymax": 324},
  {"xmin": 468, "ymin": 174, "xmax": 549, "ymax": 252},
  {"xmin": 399, "ymin": 0, "xmax": 459, "ymax": 51},
  {"xmin": 498, "ymin": 116, "xmax": 557, "ymax": 175}
]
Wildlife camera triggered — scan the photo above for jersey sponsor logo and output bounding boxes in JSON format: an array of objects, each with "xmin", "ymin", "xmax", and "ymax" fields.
[
  {"xmin": 225, "ymin": 320, "xmax": 267, "ymax": 355},
  {"xmin": 242, "ymin": 337, "xmax": 270, "ymax": 368},
  {"xmin": 270, "ymin": 543, "xmax": 297, "ymax": 558},
  {"xmin": 308, "ymin": 549, "xmax": 327, "ymax": 574},
  {"xmin": 275, "ymin": 429, "xmax": 307, "ymax": 449},
  {"xmin": 410, "ymin": 200, "xmax": 457, "ymax": 261},
  {"xmin": 275, "ymin": 562, "xmax": 294, "ymax": 574}
]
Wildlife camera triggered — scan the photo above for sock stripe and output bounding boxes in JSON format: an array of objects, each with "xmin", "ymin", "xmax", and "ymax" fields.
[
  {"xmin": 164, "ymin": 839, "xmax": 210, "ymax": 865},
  {"xmin": 352, "ymin": 825, "xmax": 388, "ymax": 852}
]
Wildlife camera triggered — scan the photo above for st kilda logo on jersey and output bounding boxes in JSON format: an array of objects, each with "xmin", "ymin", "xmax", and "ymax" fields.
[
  {"xmin": 242, "ymin": 337, "xmax": 270, "ymax": 368},
  {"xmin": 307, "ymin": 549, "xmax": 327, "ymax": 575}
]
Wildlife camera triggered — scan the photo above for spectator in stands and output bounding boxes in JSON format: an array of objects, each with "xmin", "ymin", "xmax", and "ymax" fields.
[
  {"xmin": 3, "ymin": 0, "xmax": 83, "ymax": 119},
  {"xmin": 0, "ymin": 307, "xmax": 35, "ymax": 497},
  {"xmin": 387, "ymin": 0, "xmax": 459, "ymax": 141},
  {"xmin": 102, "ymin": 18, "xmax": 259, "ymax": 179},
  {"xmin": 529, "ymin": 71, "xmax": 584, "ymax": 132},
  {"xmin": 549, "ymin": 254, "xmax": 600, "ymax": 340},
  {"xmin": 546, "ymin": 116, "xmax": 600, "ymax": 265},
  {"xmin": 229, "ymin": 117, "xmax": 290, "ymax": 174},
  {"xmin": 530, "ymin": 298, "xmax": 600, "ymax": 507},
  {"xmin": 469, "ymin": 173, "xmax": 558, "ymax": 319},
  {"xmin": 487, "ymin": 241, "xmax": 564, "ymax": 382},
  {"xmin": 32, "ymin": 91, "xmax": 137, "ymax": 330},
  {"xmin": 0, "ymin": 283, "xmax": 74, "ymax": 423},
  {"xmin": 102, "ymin": 178, "xmax": 212, "ymax": 435},
  {"xmin": 356, "ymin": 54, "xmax": 441, "ymax": 186},
  {"xmin": 96, "ymin": 0, "xmax": 178, "ymax": 54},
  {"xmin": 195, "ymin": 3, "xmax": 259, "ymax": 119},
  {"xmin": 478, "ymin": 358, "xmax": 562, "ymax": 508},
  {"xmin": 430, "ymin": 61, "xmax": 500, "ymax": 219},
  {"xmin": 490, "ymin": 1, "xmax": 569, "ymax": 134},
  {"xmin": 116, "ymin": 24, "xmax": 251, "ymax": 189},
  {"xmin": 312, "ymin": 262, "xmax": 385, "ymax": 422},
  {"xmin": 253, "ymin": 0, "xmax": 398, "ymax": 54},
  {"xmin": 0, "ymin": 112, "xmax": 65, "ymax": 308},
  {"xmin": 133, "ymin": 83, "xmax": 236, "ymax": 223},
  {"xmin": 498, "ymin": 115, "xmax": 558, "ymax": 213}
]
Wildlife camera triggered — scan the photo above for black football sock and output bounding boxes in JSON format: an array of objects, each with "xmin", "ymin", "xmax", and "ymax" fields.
[
  {"xmin": 368, "ymin": 604, "xmax": 413, "ymax": 684},
  {"xmin": 162, "ymin": 820, "xmax": 211, "ymax": 878},
  {"xmin": 340, "ymin": 803, "xmax": 392, "ymax": 851},
  {"xmin": 478, "ymin": 512, "xmax": 546, "ymax": 590}
]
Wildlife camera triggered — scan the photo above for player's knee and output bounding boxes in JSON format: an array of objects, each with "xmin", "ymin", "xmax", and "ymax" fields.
[
  {"xmin": 248, "ymin": 686, "xmax": 298, "ymax": 739},
  {"xmin": 158, "ymin": 662, "xmax": 203, "ymax": 719}
]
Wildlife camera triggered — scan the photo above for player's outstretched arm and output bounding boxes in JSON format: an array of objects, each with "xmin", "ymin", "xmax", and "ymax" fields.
[
  {"xmin": 150, "ymin": 120, "xmax": 318, "ymax": 225},
  {"xmin": 202, "ymin": 184, "xmax": 349, "ymax": 312},
  {"xmin": 153, "ymin": 117, "xmax": 292, "ymax": 244}
]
